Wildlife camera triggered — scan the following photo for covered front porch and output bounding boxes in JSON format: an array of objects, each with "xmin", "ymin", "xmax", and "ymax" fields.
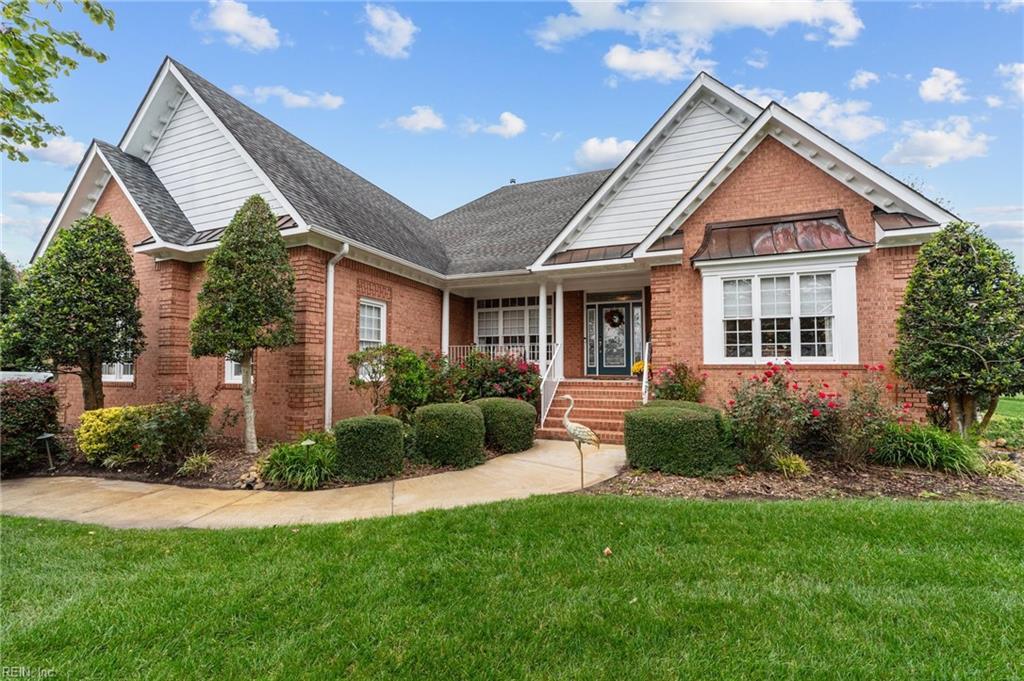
[{"xmin": 441, "ymin": 274, "xmax": 651, "ymax": 382}]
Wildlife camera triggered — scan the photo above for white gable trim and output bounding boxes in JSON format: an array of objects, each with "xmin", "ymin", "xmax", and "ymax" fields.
[
  {"xmin": 529, "ymin": 73, "xmax": 761, "ymax": 271},
  {"xmin": 634, "ymin": 104, "xmax": 957, "ymax": 258}
]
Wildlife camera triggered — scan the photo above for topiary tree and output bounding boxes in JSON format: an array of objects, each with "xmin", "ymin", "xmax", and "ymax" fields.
[
  {"xmin": 1, "ymin": 214, "xmax": 144, "ymax": 409},
  {"xmin": 894, "ymin": 222, "xmax": 1024, "ymax": 435},
  {"xmin": 190, "ymin": 195, "xmax": 295, "ymax": 454}
]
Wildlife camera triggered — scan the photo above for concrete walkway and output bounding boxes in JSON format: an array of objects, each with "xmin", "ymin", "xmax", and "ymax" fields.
[{"xmin": 0, "ymin": 440, "xmax": 625, "ymax": 529}]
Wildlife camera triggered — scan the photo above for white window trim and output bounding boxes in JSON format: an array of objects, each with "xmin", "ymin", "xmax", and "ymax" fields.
[
  {"xmin": 101, "ymin": 361, "xmax": 135, "ymax": 383},
  {"xmin": 698, "ymin": 252, "xmax": 861, "ymax": 365},
  {"xmin": 358, "ymin": 298, "xmax": 388, "ymax": 350},
  {"xmin": 224, "ymin": 358, "xmax": 243, "ymax": 385}
]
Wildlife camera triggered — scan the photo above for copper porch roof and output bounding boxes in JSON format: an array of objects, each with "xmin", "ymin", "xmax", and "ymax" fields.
[
  {"xmin": 872, "ymin": 209, "xmax": 940, "ymax": 231},
  {"xmin": 691, "ymin": 210, "xmax": 873, "ymax": 262},
  {"xmin": 543, "ymin": 242, "xmax": 636, "ymax": 266}
]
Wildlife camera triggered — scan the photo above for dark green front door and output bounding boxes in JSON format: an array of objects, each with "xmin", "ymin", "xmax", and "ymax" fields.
[{"xmin": 597, "ymin": 303, "xmax": 631, "ymax": 375}]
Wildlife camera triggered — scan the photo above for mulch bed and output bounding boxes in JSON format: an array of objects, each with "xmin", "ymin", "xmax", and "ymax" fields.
[
  {"xmin": 27, "ymin": 433, "xmax": 504, "ymax": 491},
  {"xmin": 591, "ymin": 457, "xmax": 1024, "ymax": 503}
]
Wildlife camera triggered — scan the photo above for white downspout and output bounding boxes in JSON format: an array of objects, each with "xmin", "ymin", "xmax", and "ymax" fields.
[
  {"xmin": 324, "ymin": 243, "xmax": 350, "ymax": 430},
  {"xmin": 441, "ymin": 289, "xmax": 450, "ymax": 355}
]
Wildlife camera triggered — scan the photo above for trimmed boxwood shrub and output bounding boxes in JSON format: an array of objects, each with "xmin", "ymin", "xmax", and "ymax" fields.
[
  {"xmin": 334, "ymin": 415, "xmax": 404, "ymax": 481},
  {"xmin": 643, "ymin": 399, "xmax": 714, "ymax": 413},
  {"xmin": 414, "ymin": 402, "xmax": 485, "ymax": 469},
  {"xmin": 0, "ymin": 380, "xmax": 60, "ymax": 475},
  {"xmin": 471, "ymin": 397, "xmax": 536, "ymax": 453},
  {"xmin": 624, "ymin": 406, "xmax": 737, "ymax": 477}
]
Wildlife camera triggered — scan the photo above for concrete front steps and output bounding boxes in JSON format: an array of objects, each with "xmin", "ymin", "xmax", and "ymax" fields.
[{"xmin": 538, "ymin": 378, "xmax": 642, "ymax": 445}]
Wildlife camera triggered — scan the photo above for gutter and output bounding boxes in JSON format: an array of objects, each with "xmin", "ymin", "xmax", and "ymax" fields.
[{"xmin": 324, "ymin": 242, "xmax": 350, "ymax": 430}]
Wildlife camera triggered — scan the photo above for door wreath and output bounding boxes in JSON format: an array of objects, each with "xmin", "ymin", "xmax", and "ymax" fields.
[{"xmin": 603, "ymin": 309, "xmax": 625, "ymax": 328}]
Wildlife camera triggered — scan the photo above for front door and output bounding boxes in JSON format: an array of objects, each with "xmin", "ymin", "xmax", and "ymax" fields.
[{"xmin": 597, "ymin": 303, "xmax": 631, "ymax": 375}]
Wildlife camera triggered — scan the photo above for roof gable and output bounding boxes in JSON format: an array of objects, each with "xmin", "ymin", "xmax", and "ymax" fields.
[{"xmin": 530, "ymin": 72, "xmax": 761, "ymax": 269}]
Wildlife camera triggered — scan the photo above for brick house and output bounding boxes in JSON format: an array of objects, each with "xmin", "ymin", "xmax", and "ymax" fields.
[{"xmin": 36, "ymin": 58, "xmax": 955, "ymax": 443}]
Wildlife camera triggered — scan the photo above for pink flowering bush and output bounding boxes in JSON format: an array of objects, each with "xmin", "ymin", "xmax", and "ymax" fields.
[
  {"xmin": 449, "ymin": 352, "xmax": 540, "ymax": 404},
  {"xmin": 652, "ymin": 362, "xmax": 706, "ymax": 402}
]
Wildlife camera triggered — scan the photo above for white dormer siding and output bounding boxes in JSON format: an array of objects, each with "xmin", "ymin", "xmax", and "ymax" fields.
[
  {"xmin": 147, "ymin": 93, "xmax": 283, "ymax": 232},
  {"xmin": 570, "ymin": 101, "xmax": 744, "ymax": 250}
]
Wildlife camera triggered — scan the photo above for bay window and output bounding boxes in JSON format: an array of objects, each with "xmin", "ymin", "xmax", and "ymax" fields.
[{"xmin": 700, "ymin": 256, "xmax": 858, "ymax": 365}]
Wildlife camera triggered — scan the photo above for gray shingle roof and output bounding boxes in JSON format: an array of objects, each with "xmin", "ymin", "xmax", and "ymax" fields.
[
  {"xmin": 95, "ymin": 140, "xmax": 194, "ymax": 244},
  {"xmin": 171, "ymin": 60, "xmax": 450, "ymax": 273},
  {"xmin": 431, "ymin": 170, "xmax": 612, "ymax": 274}
]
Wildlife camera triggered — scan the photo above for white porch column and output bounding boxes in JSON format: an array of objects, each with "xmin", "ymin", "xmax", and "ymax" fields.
[
  {"xmin": 538, "ymin": 282, "xmax": 548, "ymax": 376},
  {"xmin": 441, "ymin": 289, "xmax": 450, "ymax": 356},
  {"xmin": 554, "ymin": 282, "xmax": 564, "ymax": 379}
]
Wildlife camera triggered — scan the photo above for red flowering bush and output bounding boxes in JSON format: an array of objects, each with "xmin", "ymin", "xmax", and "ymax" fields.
[
  {"xmin": 726, "ymin": 362, "xmax": 807, "ymax": 468},
  {"xmin": 652, "ymin": 362, "xmax": 705, "ymax": 402}
]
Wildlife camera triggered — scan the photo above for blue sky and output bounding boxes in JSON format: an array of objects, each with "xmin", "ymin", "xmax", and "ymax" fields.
[{"xmin": 3, "ymin": 1, "xmax": 1022, "ymax": 266}]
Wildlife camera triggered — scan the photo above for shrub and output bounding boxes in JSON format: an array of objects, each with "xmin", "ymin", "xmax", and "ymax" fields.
[
  {"xmin": 177, "ymin": 452, "xmax": 214, "ymax": 477},
  {"xmin": 148, "ymin": 393, "xmax": 212, "ymax": 458},
  {"xmin": 873, "ymin": 423, "xmax": 985, "ymax": 475},
  {"xmin": 0, "ymin": 380, "xmax": 59, "ymax": 475},
  {"xmin": 76, "ymin": 406, "xmax": 160, "ymax": 466},
  {"xmin": 795, "ymin": 367, "xmax": 893, "ymax": 465},
  {"xmin": 727, "ymin": 364, "xmax": 807, "ymax": 468},
  {"xmin": 624, "ymin": 406, "xmax": 737, "ymax": 477},
  {"xmin": 772, "ymin": 453, "xmax": 811, "ymax": 478},
  {"xmin": 334, "ymin": 415, "xmax": 404, "ymax": 482},
  {"xmin": 471, "ymin": 397, "xmax": 536, "ymax": 453},
  {"xmin": 450, "ymin": 352, "xmax": 540, "ymax": 403},
  {"xmin": 261, "ymin": 431, "xmax": 337, "ymax": 490},
  {"xmin": 413, "ymin": 402, "xmax": 485, "ymax": 469},
  {"xmin": 985, "ymin": 416, "xmax": 1024, "ymax": 451},
  {"xmin": 651, "ymin": 362, "xmax": 705, "ymax": 402},
  {"xmin": 984, "ymin": 459, "xmax": 1022, "ymax": 480},
  {"xmin": 347, "ymin": 345, "xmax": 448, "ymax": 418},
  {"xmin": 644, "ymin": 399, "xmax": 714, "ymax": 413}
]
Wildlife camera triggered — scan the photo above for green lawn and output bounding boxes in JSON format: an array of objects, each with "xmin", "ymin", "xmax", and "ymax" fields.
[
  {"xmin": 997, "ymin": 395, "xmax": 1024, "ymax": 419},
  {"xmin": 3, "ymin": 497, "xmax": 1023, "ymax": 679}
]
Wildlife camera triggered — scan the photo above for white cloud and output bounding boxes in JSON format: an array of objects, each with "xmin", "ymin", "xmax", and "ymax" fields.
[
  {"xmin": 986, "ymin": 95, "xmax": 1004, "ymax": 108},
  {"xmin": 848, "ymin": 69, "xmax": 879, "ymax": 90},
  {"xmin": 194, "ymin": 0, "xmax": 280, "ymax": 52},
  {"xmin": 574, "ymin": 136, "xmax": 636, "ymax": 169},
  {"xmin": 918, "ymin": 67, "xmax": 969, "ymax": 103},
  {"xmin": 20, "ymin": 136, "xmax": 85, "ymax": 167},
  {"xmin": 364, "ymin": 4, "xmax": 418, "ymax": 59},
  {"xmin": 543, "ymin": 131, "xmax": 564, "ymax": 142},
  {"xmin": 231, "ymin": 85, "xmax": 343, "ymax": 110},
  {"xmin": 395, "ymin": 105, "xmax": 445, "ymax": 133},
  {"xmin": 8, "ymin": 191, "xmax": 62, "ymax": 207},
  {"xmin": 534, "ymin": 1, "xmax": 863, "ymax": 81},
  {"xmin": 485, "ymin": 112, "xmax": 527, "ymax": 139},
  {"xmin": 745, "ymin": 49, "xmax": 768, "ymax": 69},
  {"xmin": 996, "ymin": 63, "xmax": 1024, "ymax": 102},
  {"xmin": 883, "ymin": 116, "xmax": 991, "ymax": 167},
  {"xmin": 737, "ymin": 87, "xmax": 885, "ymax": 142},
  {"xmin": 603, "ymin": 45, "xmax": 693, "ymax": 82},
  {"xmin": 995, "ymin": 0, "xmax": 1023, "ymax": 11}
]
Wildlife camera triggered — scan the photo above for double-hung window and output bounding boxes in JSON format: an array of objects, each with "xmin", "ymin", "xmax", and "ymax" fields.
[
  {"xmin": 475, "ymin": 297, "xmax": 552, "ymax": 354},
  {"xmin": 224, "ymin": 358, "xmax": 243, "ymax": 384},
  {"xmin": 702, "ymin": 261, "xmax": 854, "ymax": 364},
  {"xmin": 358, "ymin": 299, "xmax": 387, "ymax": 350},
  {"xmin": 101, "ymin": 362, "xmax": 134, "ymax": 382}
]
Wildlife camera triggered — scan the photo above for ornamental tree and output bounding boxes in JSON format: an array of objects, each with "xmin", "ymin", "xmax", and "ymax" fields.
[
  {"xmin": 894, "ymin": 221, "xmax": 1024, "ymax": 434},
  {"xmin": 1, "ymin": 214, "xmax": 144, "ymax": 409},
  {"xmin": 190, "ymin": 195, "xmax": 295, "ymax": 454}
]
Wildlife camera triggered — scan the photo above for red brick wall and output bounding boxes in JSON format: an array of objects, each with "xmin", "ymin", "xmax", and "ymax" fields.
[
  {"xmin": 562, "ymin": 290, "xmax": 586, "ymax": 377},
  {"xmin": 648, "ymin": 136, "xmax": 922, "ymax": 410},
  {"xmin": 449, "ymin": 294, "xmax": 474, "ymax": 346},
  {"xmin": 328, "ymin": 259, "xmax": 443, "ymax": 423}
]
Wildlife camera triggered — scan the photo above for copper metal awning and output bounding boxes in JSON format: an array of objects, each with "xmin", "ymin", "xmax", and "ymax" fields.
[
  {"xmin": 544, "ymin": 242, "xmax": 636, "ymax": 266},
  {"xmin": 691, "ymin": 209, "xmax": 873, "ymax": 262},
  {"xmin": 872, "ymin": 209, "xmax": 939, "ymax": 231}
]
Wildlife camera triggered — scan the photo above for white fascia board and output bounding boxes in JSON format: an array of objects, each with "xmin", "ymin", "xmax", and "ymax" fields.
[
  {"xmin": 528, "ymin": 73, "xmax": 762, "ymax": 270},
  {"xmin": 874, "ymin": 223, "xmax": 941, "ymax": 248},
  {"xmin": 163, "ymin": 61, "xmax": 311, "ymax": 233},
  {"xmin": 531, "ymin": 257, "xmax": 637, "ymax": 272},
  {"xmin": 693, "ymin": 248, "xmax": 870, "ymax": 273},
  {"xmin": 31, "ymin": 142, "xmax": 100, "ymax": 261}
]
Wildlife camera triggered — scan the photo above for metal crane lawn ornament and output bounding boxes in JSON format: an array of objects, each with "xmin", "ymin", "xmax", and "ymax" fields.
[{"xmin": 561, "ymin": 395, "xmax": 600, "ymax": 489}]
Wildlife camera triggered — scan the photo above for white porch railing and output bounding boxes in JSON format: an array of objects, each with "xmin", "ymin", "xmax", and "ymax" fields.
[
  {"xmin": 540, "ymin": 343, "xmax": 563, "ymax": 425},
  {"xmin": 448, "ymin": 344, "xmax": 556, "ymax": 365},
  {"xmin": 641, "ymin": 341, "xmax": 652, "ymax": 404}
]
